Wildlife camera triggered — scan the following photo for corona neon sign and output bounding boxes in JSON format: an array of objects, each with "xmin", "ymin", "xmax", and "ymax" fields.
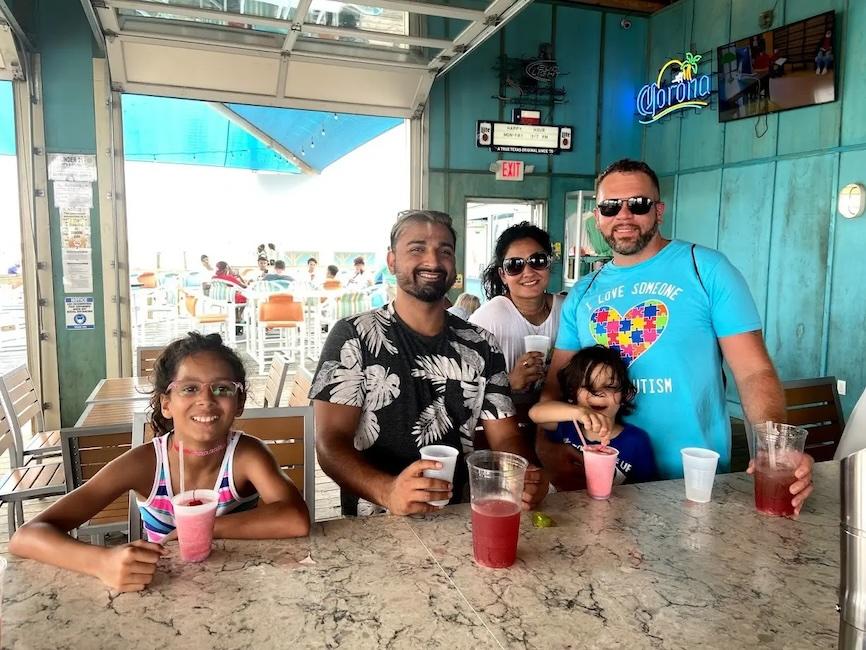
[{"xmin": 637, "ymin": 52, "xmax": 711, "ymax": 124}]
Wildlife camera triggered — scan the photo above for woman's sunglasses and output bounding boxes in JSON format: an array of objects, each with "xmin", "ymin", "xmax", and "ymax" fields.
[
  {"xmin": 502, "ymin": 252, "xmax": 552, "ymax": 276},
  {"xmin": 597, "ymin": 196, "xmax": 657, "ymax": 217}
]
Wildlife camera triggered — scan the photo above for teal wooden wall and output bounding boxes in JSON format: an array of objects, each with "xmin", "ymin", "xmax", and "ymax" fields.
[
  {"xmin": 645, "ymin": 0, "xmax": 866, "ymax": 415},
  {"xmin": 427, "ymin": 2, "xmax": 649, "ymax": 295}
]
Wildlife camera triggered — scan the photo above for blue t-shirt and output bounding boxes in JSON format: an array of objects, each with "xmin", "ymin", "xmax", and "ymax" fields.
[
  {"xmin": 556, "ymin": 240, "xmax": 762, "ymax": 479},
  {"xmin": 550, "ymin": 422, "xmax": 657, "ymax": 485}
]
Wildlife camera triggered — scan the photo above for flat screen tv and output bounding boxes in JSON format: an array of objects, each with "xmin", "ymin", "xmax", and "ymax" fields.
[{"xmin": 717, "ymin": 11, "xmax": 837, "ymax": 123}]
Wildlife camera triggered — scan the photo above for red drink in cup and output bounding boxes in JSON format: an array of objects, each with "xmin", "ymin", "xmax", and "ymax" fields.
[
  {"xmin": 171, "ymin": 489, "xmax": 219, "ymax": 562},
  {"xmin": 471, "ymin": 499, "xmax": 522, "ymax": 568},
  {"xmin": 466, "ymin": 450, "xmax": 528, "ymax": 569},
  {"xmin": 583, "ymin": 446, "xmax": 619, "ymax": 500},
  {"xmin": 750, "ymin": 423, "xmax": 807, "ymax": 518},
  {"xmin": 754, "ymin": 455, "xmax": 799, "ymax": 516}
]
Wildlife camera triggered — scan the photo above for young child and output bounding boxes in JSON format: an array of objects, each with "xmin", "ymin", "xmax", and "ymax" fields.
[
  {"xmin": 529, "ymin": 345, "xmax": 657, "ymax": 487},
  {"xmin": 10, "ymin": 332, "xmax": 310, "ymax": 592}
]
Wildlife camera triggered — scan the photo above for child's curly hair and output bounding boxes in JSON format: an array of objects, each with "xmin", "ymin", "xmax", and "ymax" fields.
[
  {"xmin": 557, "ymin": 345, "xmax": 636, "ymax": 423},
  {"xmin": 146, "ymin": 332, "xmax": 246, "ymax": 434}
]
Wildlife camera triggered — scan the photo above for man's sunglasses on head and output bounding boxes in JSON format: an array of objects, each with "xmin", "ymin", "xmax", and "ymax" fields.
[
  {"xmin": 597, "ymin": 196, "xmax": 657, "ymax": 217},
  {"xmin": 501, "ymin": 252, "xmax": 552, "ymax": 276}
]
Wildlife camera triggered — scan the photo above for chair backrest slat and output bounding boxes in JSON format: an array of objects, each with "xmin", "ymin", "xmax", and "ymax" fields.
[
  {"xmin": 0, "ymin": 410, "xmax": 15, "ymax": 458},
  {"xmin": 0, "ymin": 365, "xmax": 45, "ymax": 463},
  {"xmin": 136, "ymin": 345, "xmax": 166, "ymax": 378},
  {"xmin": 782, "ymin": 376, "xmax": 845, "ymax": 460},
  {"xmin": 263, "ymin": 353, "xmax": 289, "ymax": 408},
  {"xmin": 288, "ymin": 365, "xmax": 313, "ymax": 407}
]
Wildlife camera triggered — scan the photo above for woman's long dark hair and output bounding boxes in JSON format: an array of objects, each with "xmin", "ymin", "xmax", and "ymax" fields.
[
  {"xmin": 147, "ymin": 332, "xmax": 247, "ymax": 434},
  {"xmin": 480, "ymin": 221, "xmax": 553, "ymax": 300}
]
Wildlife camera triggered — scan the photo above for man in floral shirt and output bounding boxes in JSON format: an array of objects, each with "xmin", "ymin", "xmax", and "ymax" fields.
[{"xmin": 311, "ymin": 210, "xmax": 548, "ymax": 516}]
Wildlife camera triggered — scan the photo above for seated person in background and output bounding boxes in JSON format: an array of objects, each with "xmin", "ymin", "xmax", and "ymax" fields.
[
  {"xmin": 213, "ymin": 261, "xmax": 247, "ymax": 305},
  {"xmin": 200, "ymin": 254, "xmax": 213, "ymax": 273},
  {"xmin": 9, "ymin": 333, "xmax": 310, "ymax": 591},
  {"xmin": 262, "ymin": 260, "xmax": 295, "ymax": 284},
  {"xmin": 447, "ymin": 293, "xmax": 481, "ymax": 321},
  {"xmin": 346, "ymin": 256, "xmax": 373, "ymax": 289},
  {"xmin": 529, "ymin": 345, "xmax": 657, "ymax": 489},
  {"xmin": 306, "ymin": 257, "xmax": 320, "ymax": 288},
  {"xmin": 322, "ymin": 264, "xmax": 341, "ymax": 289},
  {"xmin": 253, "ymin": 255, "xmax": 269, "ymax": 282}
]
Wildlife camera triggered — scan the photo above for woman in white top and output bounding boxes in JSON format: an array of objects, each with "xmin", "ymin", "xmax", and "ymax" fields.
[{"xmin": 470, "ymin": 222, "xmax": 563, "ymax": 424}]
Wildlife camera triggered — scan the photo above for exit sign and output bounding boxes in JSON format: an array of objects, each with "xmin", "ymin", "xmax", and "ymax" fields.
[{"xmin": 496, "ymin": 160, "xmax": 524, "ymax": 181}]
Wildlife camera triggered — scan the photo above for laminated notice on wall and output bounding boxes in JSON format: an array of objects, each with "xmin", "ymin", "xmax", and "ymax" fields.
[
  {"xmin": 65, "ymin": 297, "xmax": 95, "ymax": 330},
  {"xmin": 53, "ymin": 181, "xmax": 93, "ymax": 210},
  {"xmin": 60, "ymin": 208, "xmax": 93, "ymax": 293},
  {"xmin": 62, "ymin": 249, "xmax": 93, "ymax": 293},
  {"xmin": 47, "ymin": 154, "xmax": 97, "ymax": 182}
]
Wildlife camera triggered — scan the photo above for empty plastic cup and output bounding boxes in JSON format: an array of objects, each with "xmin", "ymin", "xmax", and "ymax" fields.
[
  {"xmin": 420, "ymin": 444, "xmax": 459, "ymax": 506},
  {"xmin": 524, "ymin": 334, "xmax": 551, "ymax": 357},
  {"xmin": 466, "ymin": 450, "xmax": 528, "ymax": 568},
  {"xmin": 750, "ymin": 422, "xmax": 808, "ymax": 516},
  {"xmin": 172, "ymin": 489, "xmax": 219, "ymax": 562},
  {"xmin": 681, "ymin": 448, "xmax": 720, "ymax": 503},
  {"xmin": 583, "ymin": 446, "xmax": 619, "ymax": 499}
]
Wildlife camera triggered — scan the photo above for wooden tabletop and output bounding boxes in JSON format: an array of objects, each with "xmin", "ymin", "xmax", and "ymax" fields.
[
  {"xmin": 75, "ymin": 400, "xmax": 149, "ymax": 427},
  {"xmin": 85, "ymin": 377, "xmax": 152, "ymax": 404}
]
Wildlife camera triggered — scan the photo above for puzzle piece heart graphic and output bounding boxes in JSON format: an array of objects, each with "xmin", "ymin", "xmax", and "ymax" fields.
[{"xmin": 589, "ymin": 300, "xmax": 668, "ymax": 366}]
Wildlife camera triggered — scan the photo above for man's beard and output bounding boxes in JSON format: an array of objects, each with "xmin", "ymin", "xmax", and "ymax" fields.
[
  {"xmin": 603, "ymin": 219, "xmax": 659, "ymax": 255},
  {"xmin": 395, "ymin": 267, "xmax": 455, "ymax": 302}
]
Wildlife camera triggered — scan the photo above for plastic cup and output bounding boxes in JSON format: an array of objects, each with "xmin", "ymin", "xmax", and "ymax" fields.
[
  {"xmin": 680, "ymin": 447, "xmax": 720, "ymax": 503},
  {"xmin": 750, "ymin": 422, "xmax": 808, "ymax": 517},
  {"xmin": 420, "ymin": 444, "xmax": 459, "ymax": 506},
  {"xmin": 583, "ymin": 446, "xmax": 619, "ymax": 499},
  {"xmin": 524, "ymin": 334, "xmax": 551, "ymax": 357},
  {"xmin": 171, "ymin": 489, "xmax": 219, "ymax": 562},
  {"xmin": 466, "ymin": 450, "xmax": 528, "ymax": 568}
]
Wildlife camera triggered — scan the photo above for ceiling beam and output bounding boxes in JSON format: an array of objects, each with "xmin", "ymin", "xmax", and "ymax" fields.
[
  {"xmin": 564, "ymin": 0, "xmax": 670, "ymax": 15},
  {"xmin": 282, "ymin": 0, "xmax": 312, "ymax": 53},
  {"xmin": 207, "ymin": 102, "xmax": 318, "ymax": 175}
]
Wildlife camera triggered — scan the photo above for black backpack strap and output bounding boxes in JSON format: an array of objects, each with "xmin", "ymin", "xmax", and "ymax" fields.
[{"xmin": 692, "ymin": 244, "xmax": 727, "ymax": 390}]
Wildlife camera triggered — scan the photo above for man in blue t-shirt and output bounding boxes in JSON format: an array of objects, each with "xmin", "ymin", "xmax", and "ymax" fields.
[{"xmin": 537, "ymin": 159, "xmax": 814, "ymax": 515}]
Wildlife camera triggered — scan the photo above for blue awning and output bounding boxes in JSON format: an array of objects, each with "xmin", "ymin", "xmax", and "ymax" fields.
[{"xmin": 121, "ymin": 94, "xmax": 401, "ymax": 174}]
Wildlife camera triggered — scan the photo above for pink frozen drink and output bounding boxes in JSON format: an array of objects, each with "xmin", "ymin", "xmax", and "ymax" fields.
[
  {"xmin": 171, "ymin": 489, "xmax": 219, "ymax": 562},
  {"xmin": 583, "ymin": 446, "xmax": 619, "ymax": 500}
]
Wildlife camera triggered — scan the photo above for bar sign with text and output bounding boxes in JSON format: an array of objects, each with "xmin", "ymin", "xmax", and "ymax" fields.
[{"xmin": 496, "ymin": 160, "xmax": 524, "ymax": 181}]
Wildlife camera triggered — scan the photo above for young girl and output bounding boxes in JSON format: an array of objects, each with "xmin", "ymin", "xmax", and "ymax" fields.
[
  {"xmin": 10, "ymin": 332, "xmax": 310, "ymax": 592},
  {"xmin": 529, "ymin": 345, "xmax": 657, "ymax": 488}
]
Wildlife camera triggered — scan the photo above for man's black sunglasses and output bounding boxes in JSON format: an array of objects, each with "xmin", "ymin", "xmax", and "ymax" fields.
[
  {"xmin": 597, "ymin": 196, "xmax": 657, "ymax": 217},
  {"xmin": 502, "ymin": 252, "xmax": 552, "ymax": 276}
]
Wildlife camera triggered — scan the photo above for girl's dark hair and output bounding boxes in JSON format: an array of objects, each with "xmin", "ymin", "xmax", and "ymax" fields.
[
  {"xmin": 557, "ymin": 345, "xmax": 636, "ymax": 423},
  {"xmin": 480, "ymin": 221, "xmax": 553, "ymax": 300},
  {"xmin": 147, "ymin": 332, "xmax": 247, "ymax": 434}
]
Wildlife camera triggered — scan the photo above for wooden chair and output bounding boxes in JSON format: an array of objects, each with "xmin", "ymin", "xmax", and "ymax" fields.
[
  {"xmin": 0, "ymin": 408, "xmax": 66, "ymax": 535},
  {"xmin": 783, "ymin": 376, "xmax": 845, "ymax": 462},
  {"xmin": 263, "ymin": 352, "xmax": 290, "ymax": 408},
  {"xmin": 130, "ymin": 406, "xmax": 315, "ymax": 536},
  {"xmin": 287, "ymin": 364, "xmax": 313, "ymax": 407},
  {"xmin": 136, "ymin": 345, "xmax": 166, "ymax": 378},
  {"xmin": 0, "ymin": 365, "xmax": 62, "ymax": 462},
  {"xmin": 60, "ymin": 423, "xmax": 151, "ymax": 544}
]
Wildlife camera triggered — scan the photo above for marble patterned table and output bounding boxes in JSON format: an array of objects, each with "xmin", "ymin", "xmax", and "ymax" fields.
[{"xmin": 2, "ymin": 463, "xmax": 841, "ymax": 649}]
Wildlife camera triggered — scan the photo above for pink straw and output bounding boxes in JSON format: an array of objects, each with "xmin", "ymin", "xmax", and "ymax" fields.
[
  {"xmin": 572, "ymin": 419, "xmax": 589, "ymax": 448},
  {"xmin": 178, "ymin": 439, "xmax": 186, "ymax": 496}
]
